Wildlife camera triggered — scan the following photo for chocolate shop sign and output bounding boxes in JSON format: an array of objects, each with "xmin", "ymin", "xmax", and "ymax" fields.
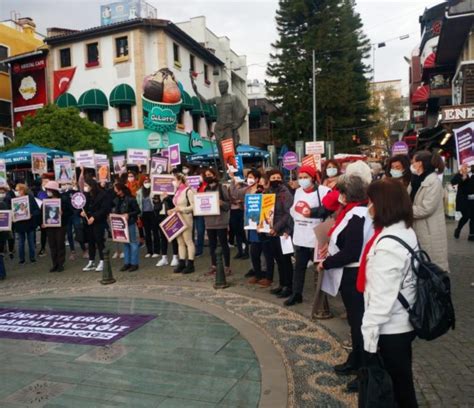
[{"xmin": 441, "ymin": 104, "xmax": 474, "ymax": 123}]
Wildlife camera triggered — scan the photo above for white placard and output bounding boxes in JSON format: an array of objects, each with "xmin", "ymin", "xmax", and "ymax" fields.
[
  {"xmin": 193, "ymin": 192, "xmax": 220, "ymax": 216},
  {"xmin": 305, "ymin": 141, "xmax": 325, "ymax": 155},
  {"xmin": 74, "ymin": 150, "xmax": 95, "ymax": 168}
]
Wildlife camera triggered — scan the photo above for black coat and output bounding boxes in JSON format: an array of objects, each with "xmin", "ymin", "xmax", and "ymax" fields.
[
  {"xmin": 112, "ymin": 195, "xmax": 141, "ymax": 224},
  {"xmin": 84, "ymin": 189, "xmax": 110, "ymax": 224},
  {"xmin": 451, "ymin": 173, "xmax": 474, "ymax": 212}
]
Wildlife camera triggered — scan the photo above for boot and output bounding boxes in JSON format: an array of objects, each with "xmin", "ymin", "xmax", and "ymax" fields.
[
  {"xmin": 182, "ymin": 260, "xmax": 195, "ymax": 274},
  {"xmin": 173, "ymin": 259, "xmax": 186, "ymax": 273},
  {"xmin": 277, "ymin": 287, "xmax": 293, "ymax": 298},
  {"xmin": 284, "ymin": 293, "xmax": 303, "ymax": 307}
]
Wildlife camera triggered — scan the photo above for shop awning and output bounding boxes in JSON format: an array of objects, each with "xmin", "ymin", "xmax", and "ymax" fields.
[
  {"xmin": 188, "ymin": 144, "xmax": 270, "ymax": 162},
  {"xmin": 411, "ymin": 84, "xmax": 430, "ymax": 104},
  {"xmin": 191, "ymin": 96, "xmax": 204, "ymax": 116},
  {"xmin": 0, "ymin": 143, "xmax": 72, "ymax": 166},
  {"xmin": 109, "ymin": 84, "xmax": 136, "ymax": 107},
  {"xmin": 55, "ymin": 92, "xmax": 77, "ymax": 108},
  {"xmin": 181, "ymin": 91, "xmax": 193, "ymax": 111},
  {"xmin": 423, "ymin": 52, "xmax": 436, "ymax": 69},
  {"xmin": 202, "ymin": 103, "xmax": 211, "ymax": 118},
  {"xmin": 78, "ymin": 89, "xmax": 108, "ymax": 110}
]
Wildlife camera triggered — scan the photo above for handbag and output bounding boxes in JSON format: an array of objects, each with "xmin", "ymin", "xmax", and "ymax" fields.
[{"xmin": 358, "ymin": 353, "xmax": 397, "ymax": 408}]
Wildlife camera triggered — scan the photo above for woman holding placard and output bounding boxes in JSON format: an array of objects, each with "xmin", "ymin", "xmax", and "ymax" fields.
[
  {"xmin": 0, "ymin": 185, "xmax": 11, "ymax": 279},
  {"xmin": 168, "ymin": 173, "xmax": 196, "ymax": 274},
  {"xmin": 154, "ymin": 194, "xmax": 180, "ymax": 268},
  {"xmin": 137, "ymin": 176, "xmax": 160, "ymax": 258}
]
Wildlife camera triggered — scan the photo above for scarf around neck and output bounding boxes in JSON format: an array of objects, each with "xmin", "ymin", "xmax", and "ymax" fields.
[
  {"xmin": 328, "ymin": 200, "xmax": 368, "ymax": 237},
  {"xmin": 356, "ymin": 227, "xmax": 383, "ymax": 293}
]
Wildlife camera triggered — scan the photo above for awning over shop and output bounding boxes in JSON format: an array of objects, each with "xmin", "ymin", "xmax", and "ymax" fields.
[
  {"xmin": 411, "ymin": 84, "xmax": 430, "ymax": 104},
  {"xmin": 188, "ymin": 144, "xmax": 270, "ymax": 162},
  {"xmin": 191, "ymin": 96, "xmax": 204, "ymax": 116},
  {"xmin": 55, "ymin": 92, "xmax": 77, "ymax": 108},
  {"xmin": 0, "ymin": 143, "xmax": 72, "ymax": 166},
  {"xmin": 78, "ymin": 89, "xmax": 108, "ymax": 110},
  {"xmin": 109, "ymin": 84, "xmax": 136, "ymax": 107},
  {"xmin": 181, "ymin": 91, "xmax": 193, "ymax": 111}
]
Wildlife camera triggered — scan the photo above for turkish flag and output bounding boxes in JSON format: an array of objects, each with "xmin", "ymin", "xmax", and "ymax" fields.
[{"xmin": 53, "ymin": 67, "xmax": 76, "ymax": 100}]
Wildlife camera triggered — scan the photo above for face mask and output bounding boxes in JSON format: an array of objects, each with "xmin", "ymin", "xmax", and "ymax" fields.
[
  {"xmin": 410, "ymin": 164, "xmax": 419, "ymax": 176},
  {"xmin": 128, "ymin": 177, "xmax": 135, "ymax": 182},
  {"xmin": 172, "ymin": 180, "xmax": 180, "ymax": 188},
  {"xmin": 14, "ymin": 191, "xmax": 20, "ymax": 197},
  {"xmin": 298, "ymin": 178, "xmax": 312, "ymax": 190},
  {"xmin": 326, "ymin": 168, "xmax": 338, "ymax": 178},
  {"xmin": 270, "ymin": 180, "xmax": 282, "ymax": 189},
  {"xmin": 143, "ymin": 182, "xmax": 151, "ymax": 189},
  {"xmin": 84, "ymin": 186, "xmax": 91, "ymax": 193},
  {"xmin": 390, "ymin": 169, "xmax": 403, "ymax": 179},
  {"xmin": 204, "ymin": 176, "xmax": 215, "ymax": 184},
  {"xmin": 247, "ymin": 178, "xmax": 256, "ymax": 186},
  {"xmin": 182, "ymin": 168, "xmax": 190, "ymax": 175},
  {"xmin": 0, "ymin": 193, "xmax": 5, "ymax": 200},
  {"xmin": 47, "ymin": 191, "xmax": 53, "ymax": 197}
]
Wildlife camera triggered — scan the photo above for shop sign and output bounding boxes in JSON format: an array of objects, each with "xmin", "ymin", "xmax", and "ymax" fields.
[
  {"xmin": 189, "ymin": 131, "xmax": 204, "ymax": 153},
  {"xmin": 441, "ymin": 104, "xmax": 474, "ymax": 123}
]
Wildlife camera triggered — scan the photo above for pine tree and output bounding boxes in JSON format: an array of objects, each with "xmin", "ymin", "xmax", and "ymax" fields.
[{"xmin": 266, "ymin": 0, "xmax": 374, "ymax": 151}]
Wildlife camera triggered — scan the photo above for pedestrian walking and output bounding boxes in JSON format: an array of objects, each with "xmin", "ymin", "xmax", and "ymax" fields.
[
  {"xmin": 113, "ymin": 182, "xmax": 141, "ymax": 272},
  {"xmin": 409, "ymin": 151, "xmax": 449, "ymax": 270},
  {"xmin": 360, "ymin": 179, "xmax": 418, "ymax": 408},
  {"xmin": 451, "ymin": 164, "xmax": 473, "ymax": 240}
]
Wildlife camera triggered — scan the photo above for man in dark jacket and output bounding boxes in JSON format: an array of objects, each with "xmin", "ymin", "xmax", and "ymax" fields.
[{"xmin": 451, "ymin": 164, "xmax": 473, "ymax": 239}]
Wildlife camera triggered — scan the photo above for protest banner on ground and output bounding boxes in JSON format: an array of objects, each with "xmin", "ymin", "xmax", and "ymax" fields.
[
  {"xmin": 159, "ymin": 212, "xmax": 187, "ymax": 242},
  {"xmin": 110, "ymin": 214, "xmax": 130, "ymax": 243},
  {"xmin": 193, "ymin": 192, "xmax": 220, "ymax": 216},
  {"xmin": 43, "ymin": 198, "xmax": 61, "ymax": 227}
]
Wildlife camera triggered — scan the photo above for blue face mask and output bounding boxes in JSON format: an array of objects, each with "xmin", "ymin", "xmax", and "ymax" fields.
[
  {"xmin": 298, "ymin": 178, "xmax": 312, "ymax": 190},
  {"xmin": 390, "ymin": 169, "xmax": 403, "ymax": 179}
]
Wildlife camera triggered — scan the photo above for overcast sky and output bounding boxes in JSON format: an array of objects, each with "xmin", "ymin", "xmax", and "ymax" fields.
[{"xmin": 1, "ymin": 0, "xmax": 443, "ymax": 95}]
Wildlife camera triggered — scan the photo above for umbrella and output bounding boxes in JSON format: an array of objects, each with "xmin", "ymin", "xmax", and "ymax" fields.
[
  {"xmin": 188, "ymin": 144, "xmax": 270, "ymax": 162},
  {"xmin": 0, "ymin": 143, "xmax": 72, "ymax": 166}
]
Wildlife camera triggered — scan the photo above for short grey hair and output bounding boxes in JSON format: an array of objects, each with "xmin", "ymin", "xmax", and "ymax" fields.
[{"xmin": 337, "ymin": 174, "xmax": 368, "ymax": 203}]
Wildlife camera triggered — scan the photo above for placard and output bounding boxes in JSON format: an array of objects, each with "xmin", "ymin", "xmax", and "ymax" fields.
[
  {"xmin": 221, "ymin": 139, "xmax": 237, "ymax": 172},
  {"xmin": 159, "ymin": 212, "xmax": 188, "ymax": 242},
  {"xmin": 113, "ymin": 155, "xmax": 126, "ymax": 174},
  {"xmin": 305, "ymin": 141, "xmax": 325, "ymax": 155},
  {"xmin": 74, "ymin": 150, "xmax": 95, "ymax": 168},
  {"xmin": 43, "ymin": 198, "xmax": 61, "ymax": 228},
  {"xmin": 110, "ymin": 214, "xmax": 130, "ymax": 243},
  {"xmin": 302, "ymin": 154, "xmax": 322, "ymax": 171},
  {"xmin": 244, "ymin": 194, "xmax": 262, "ymax": 230},
  {"xmin": 257, "ymin": 193, "xmax": 276, "ymax": 233},
  {"xmin": 71, "ymin": 192, "xmax": 86, "ymax": 210},
  {"xmin": 54, "ymin": 157, "xmax": 73, "ymax": 184},
  {"xmin": 0, "ymin": 210, "xmax": 12, "ymax": 231},
  {"xmin": 186, "ymin": 175, "xmax": 201, "ymax": 192},
  {"xmin": 31, "ymin": 153, "xmax": 47, "ymax": 175},
  {"xmin": 151, "ymin": 175, "xmax": 175, "ymax": 195},
  {"xmin": 454, "ymin": 122, "xmax": 474, "ymax": 166},
  {"xmin": 391, "ymin": 141, "xmax": 409, "ymax": 156},
  {"xmin": 282, "ymin": 151, "xmax": 298, "ymax": 171},
  {"xmin": 168, "ymin": 144, "xmax": 181, "ymax": 167},
  {"xmin": 193, "ymin": 191, "xmax": 220, "ymax": 216},
  {"xmin": 11, "ymin": 196, "xmax": 31, "ymax": 222},
  {"xmin": 96, "ymin": 158, "xmax": 110, "ymax": 183},
  {"xmin": 151, "ymin": 156, "xmax": 169, "ymax": 175},
  {"xmin": 0, "ymin": 159, "xmax": 7, "ymax": 187},
  {"xmin": 127, "ymin": 149, "xmax": 150, "ymax": 170}
]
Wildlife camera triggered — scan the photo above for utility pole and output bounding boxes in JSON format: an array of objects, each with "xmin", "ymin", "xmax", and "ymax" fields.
[{"xmin": 312, "ymin": 49, "xmax": 317, "ymax": 142}]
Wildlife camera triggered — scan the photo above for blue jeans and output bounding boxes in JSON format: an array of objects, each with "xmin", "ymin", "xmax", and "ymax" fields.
[
  {"xmin": 123, "ymin": 223, "xmax": 139, "ymax": 266},
  {"xmin": 18, "ymin": 230, "xmax": 35, "ymax": 262},
  {"xmin": 194, "ymin": 216, "xmax": 205, "ymax": 255}
]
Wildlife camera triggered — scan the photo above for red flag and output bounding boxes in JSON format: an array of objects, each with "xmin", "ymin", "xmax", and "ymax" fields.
[{"xmin": 53, "ymin": 67, "xmax": 76, "ymax": 100}]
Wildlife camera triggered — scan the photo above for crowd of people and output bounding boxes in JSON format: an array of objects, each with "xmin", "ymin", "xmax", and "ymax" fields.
[{"xmin": 0, "ymin": 149, "xmax": 464, "ymax": 405}]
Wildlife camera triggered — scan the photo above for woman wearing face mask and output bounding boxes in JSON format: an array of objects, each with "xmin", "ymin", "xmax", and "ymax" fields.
[
  {"xmin": 317, "ymin": 175, "xmax": 374, "ymax": 393},
  {"xmin": 451, "ymin": 164, "xmax": 474, "ymax": 240},
  {"xmin": 203, "ymin": 168, "xmax": 231, "ymax": 275},
  {"xmin": 193, "ymin": 170, "xmax": 207, "ymax": 257},
  {"xmin": 13, "ymin": 184, "xmax": 40, "ymax": 265},
  {"xmin": 81, "ymin": 178, "xmax": 110, "ymax": 272},
  {"xmin": 359, "ymin": 179, "xmax": 418, "ymax": 407},
  {"xmin": 43, "ymin": 181, "xmax": 72, "ymax": 272},
  {"xmin": 154, "ymin": 191, "xmax": 180, "ymax": 268},
  {"xmin": 322, "ymin": 159, "xmax": 341, "ymax": 189},
  {"xmin": 228, "ymin": 171, "xmax": 250, "ymax": 260},
  {"xmin": 137, "ymin": 176, "xmax": 160, "ymax": 258},
  {"xmin": 285, "ymin": 166, "xmax": 331, "ymax": 306},
  {"xmin": 408, "ymin": 151, "xmax": 449, "ymax": 270},
  {"xmin": 126, "ymin": 171, "xmax": 140, "ymax": 197},
  {"xmin": 112, "ymin": 182, "xmax": 141, "ymax": 272},
  {"xmin": 385, "ymin": 154, "xmax": 411, "ymax": 187},
  {"xmin": 169, "ymin": 173, "xmax": 196, "ymax": 273}
]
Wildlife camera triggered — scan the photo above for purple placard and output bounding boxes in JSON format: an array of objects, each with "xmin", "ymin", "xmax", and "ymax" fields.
[
  {"xmin": 151, "ymin": 156, "xmax": 169, "ymax": 175},
  {"xmin": 283, "ymin": 151, "xmax": 298, "ymax": 170},
  {"xmin": 168, "ymin": 144, "xmax": 181, "ymax": 167},
  {"xmin": 71, "ymin": 192, "xmax": 87, "ymax": 209},
  {"xmin": 152, "ymin": 175, "xmax": 175, "ymax": 195},
  {"xmin": 0, "ymin": 308, "xmax": 155, "ymax": 346},
  {"xmin": 186, "ymin": 175, "xmax": 201, "ymax": 191},
  {"xmin": 391, "ymin": 141, "xmax": 409, "ymax": 156},
  {"xmin": 159, "ymin": 212, "xmax": 187, "ymax": 242}
]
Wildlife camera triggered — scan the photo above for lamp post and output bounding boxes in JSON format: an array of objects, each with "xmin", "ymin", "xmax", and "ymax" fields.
[{"xmin": 312, "ymin": 50, "xmax": 322, "ymax": 142}]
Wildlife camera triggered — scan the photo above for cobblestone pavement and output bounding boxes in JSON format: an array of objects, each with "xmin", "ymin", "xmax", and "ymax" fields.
[{"xmin": 0, "ymin": 219, "xmax": 471, "ymax": 407}]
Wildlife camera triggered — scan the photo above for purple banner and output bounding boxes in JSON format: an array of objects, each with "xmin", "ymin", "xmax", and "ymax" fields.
[
  {"xmin": 282, "ymin": 151, "xmax": 298, "ymax": 170},
  {"xmin": 391, "ymin": 141, "xmax": 409, "ymax": 156},
  {"xmin": 0, "ymin": 308, "xmax": 155, "ymax": 346},
  {"xmin": 168, "ymin": 144, "xmax": 181, "ymax": 167}
]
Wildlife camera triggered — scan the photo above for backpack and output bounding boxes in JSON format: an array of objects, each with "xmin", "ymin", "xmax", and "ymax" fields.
[{"xmin": 379, "ymin": 235, "xmax": 455, "ymax": 341}]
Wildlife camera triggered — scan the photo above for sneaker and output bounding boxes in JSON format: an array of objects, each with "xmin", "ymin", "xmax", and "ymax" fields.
[
  {"xmin": 145, "ymin": 253, "xmax": 152, "ymax": 258},
  {"xmin": 170, "ymin": 255, "xmax": 179, "ymax": 267},
  {"xmin": 19, "ymin": 260, "xmax": 25, "ymax": 265},
  {"xmin": 152, "ymin": 253, "xmax": 159, "ymax": 258},
  {"xmin": 56, "ymin": 265, "xmax": 64, "ymax": 272},
  {"xmin": 119, "ymin": 252, "xmax": 124, "ymax": 259},
  {"xmin": 112, "ymin": 251, "xmax": 119, "ymax": 259},
  {"xmin": 38, "ymin": 249, "xmax": 46, "ymax": 257},
  {"xmin": 95, "ymin": 260, "xmax": 104, "ymax": 272},
  {"xmin": 156, "ymin": 257, "xmax": 169, "ymax": 267},
  {"xmin": 83, "ymin": 261, "xmax": 95, "ymax": 271}
]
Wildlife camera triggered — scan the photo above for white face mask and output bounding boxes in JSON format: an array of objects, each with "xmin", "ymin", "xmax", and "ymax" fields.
[
  {"xmin": 47, "ymin": 191, "xmax": 53, "ymax": 197},
  {"xmin": 143, "ymin": 182, "xmax": 151, "ymax": 189},
  {"xmin": 84, "ymin": 186, "xmax": 91, "ymax": 193},
  {"xmin": 298, "ymin": 178, "xmax": 312, "ymax": 189},
  {"xmin": 14, "ymin": 191, "xmax": 20, "ymax": 197},
  {"xmin": 390, "ymin": 169, "xmax": 403, "ymax": 179},
  {"xmin": 410, "ymin": 164, "xmax": 419, "ymax": 176},
  {"xmin": 247, "ymin": 178, "xmax": 256, "ymax": 186},
  {"xmin": 182, "ymin": 168, "xmax": 190, "ymax": 175},
  {"xmin": 326, "ymin": 168, "xmax": 338, "ymax": 178}
]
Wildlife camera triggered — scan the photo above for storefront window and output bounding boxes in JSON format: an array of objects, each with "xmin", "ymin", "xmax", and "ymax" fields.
[{"xmin": 86, "ymin": 109, "xmax": 103, "ymax": 126}]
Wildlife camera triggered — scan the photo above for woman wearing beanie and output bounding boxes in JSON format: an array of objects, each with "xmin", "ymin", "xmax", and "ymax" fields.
[{"xmin": 285, "ymin": 165, "xmax": 331, "ymax": 306}]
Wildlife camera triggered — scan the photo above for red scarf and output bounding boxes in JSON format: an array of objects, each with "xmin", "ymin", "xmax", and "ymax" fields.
[
  {"xmin": 328, "ymin": 201, "xmax": 367, "ymax": 237},
  {"xmin": 356, "ymin": 227, "xmax": 383, "ymax": 293}
]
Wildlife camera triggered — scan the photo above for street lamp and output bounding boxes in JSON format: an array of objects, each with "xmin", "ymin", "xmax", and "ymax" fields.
[{"xmin": 312, "ymin": 49, "xmax": 322, "ymax": 142}]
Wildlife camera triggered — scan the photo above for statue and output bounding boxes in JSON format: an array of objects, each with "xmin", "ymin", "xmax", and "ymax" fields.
[{"xmin": 191, "ymin": 75, "xmax": 247, "ymax": 172}]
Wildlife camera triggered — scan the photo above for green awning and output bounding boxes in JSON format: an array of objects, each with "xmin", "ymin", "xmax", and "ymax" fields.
[
  {"xmin": 181, "ymin": 91, "xmax": 193, "ymax": 111},
  {"xmin": 209, "ymin": 104, "xmax": 217, "ymax": 121},
  {"xmin": 109, "ymin": 84, "xmax": 136, "ymax": 107},
  {"xmin": 191, "ymin": 96, "xmax": 204, "ymax": 116},
  {"xmin": 202, "ymin": 103, "xmax": 211, "ymax": 118},
  {"xmin": 78, "ymin": 89, "xmax": 108, "ymax": 110},
  {"xmin": 55, "ymin": 93, "xmax": 77, "ymax": 108}
]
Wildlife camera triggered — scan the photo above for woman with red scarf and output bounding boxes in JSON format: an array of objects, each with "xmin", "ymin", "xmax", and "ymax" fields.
[
  {"xmin": 317, "ymin": 174, "xmax": 374, "ymax": 393},
  {"xmin": 359, "ymin": 179, "xmax": 418, "ymax": 407}
]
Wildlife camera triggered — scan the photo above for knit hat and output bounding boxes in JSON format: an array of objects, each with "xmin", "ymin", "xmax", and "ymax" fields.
[
  {"xmin": 298, "ymin": 165, "xmax": 317, "ymax": 180},
  {"xmin": 345, "ymin": 161, "xmax": 372, "ymax": 185},
  {"xmin": 44, "ymin": 181, "xmax": 60, "ymax": 192}
]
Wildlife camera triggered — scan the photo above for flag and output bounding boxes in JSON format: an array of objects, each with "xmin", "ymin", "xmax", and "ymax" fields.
[{"xmin": 53, "ymin": 67, "xmax": 76, "ymax": 100}]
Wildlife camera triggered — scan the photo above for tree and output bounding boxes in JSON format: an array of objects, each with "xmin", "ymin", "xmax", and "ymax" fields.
[
  {"xmin": 266, "ymin": 0, "xmax": 374, "ymax": 151},
  {"xmin": 10, "ymin": 104, "xmax": 112, "ymax": 155}
]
